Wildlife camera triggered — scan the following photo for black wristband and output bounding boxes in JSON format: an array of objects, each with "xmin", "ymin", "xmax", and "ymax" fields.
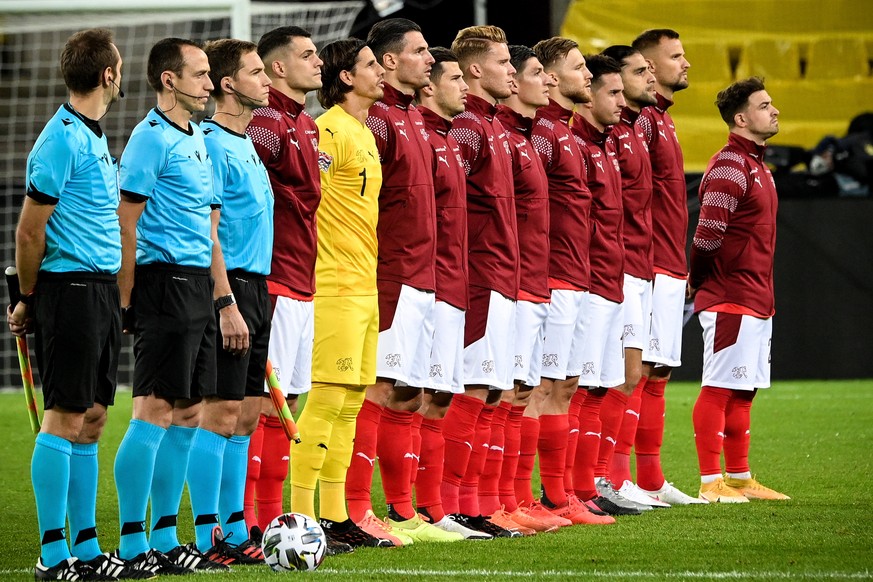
[
  {"xmin": 19, "ymin": 292, "xmax": 35, "ymax": 307},
  {"xmin": 214, "ymin": 293, "xmax": 236, "ymax": 311}
]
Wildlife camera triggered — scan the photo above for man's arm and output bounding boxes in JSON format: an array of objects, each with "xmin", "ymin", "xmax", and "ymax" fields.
[
  {"xmin": 7, "ymin": 198, "xmax": 54, "ymax": 336},
  {"xmin": 117, "ymin": 196, "xmax": 145, "ymax": 333},
  {"xmin": 688, "ymin": 155, "xmax": 747, "ymax": 295},
  {"xmin": 209, "ymin": 208, "xmax": 249, "ymax": 356}
]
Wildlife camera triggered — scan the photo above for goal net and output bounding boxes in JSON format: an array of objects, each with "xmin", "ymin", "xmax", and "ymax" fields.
[{"xmin": 0, "ymin": 1, "xmax": 365, "ymax": 388}]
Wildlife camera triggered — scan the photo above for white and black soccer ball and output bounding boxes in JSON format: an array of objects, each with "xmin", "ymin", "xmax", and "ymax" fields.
[{"xmin": 261, "ymin": 512, "xmax": 327, "ymax": 572}]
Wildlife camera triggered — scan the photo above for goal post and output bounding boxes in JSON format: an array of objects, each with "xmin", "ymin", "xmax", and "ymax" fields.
[{"xmin": 0, "ymin": 1, "xmax": 365, "ymax": 388}]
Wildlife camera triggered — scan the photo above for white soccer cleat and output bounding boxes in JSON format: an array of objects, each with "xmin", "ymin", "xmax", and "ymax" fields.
[
  {"xmin": 617, "ymin": 480, "xmax": 671, "ymax": 508},
  {"xmin": 432, "ymin": 515, "xmax": 493, "ymax": 540},
  {"xmin": 642, "ymin": 481, "xmax": 709, "ymax": 505}
]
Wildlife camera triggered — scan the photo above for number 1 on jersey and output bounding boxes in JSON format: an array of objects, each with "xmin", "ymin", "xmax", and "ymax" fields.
[{"xmin": 358, "ymin": 168, "xmax": 367, "ymax": 197}]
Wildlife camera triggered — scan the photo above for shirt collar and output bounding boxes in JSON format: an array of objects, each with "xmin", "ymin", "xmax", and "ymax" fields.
[
  {"xmin": 619, "ymin": 106, "xmax": 641, "ymax": 127},
  {"xmin": 465, "ymin": 93, "xmax": 499, "ymax": 120},
  {"xmin": 418, "ymin": 105, "xmax": 453, "ymax": 135},
  {"xmin": 496, "ymin": 105, "xmax": 533, "ymax": 135},
  {"xmin": 655, "ymin": 92, "xmax": 674, "ymax": 113},
  {"xmin": 537, "ymin": 98, "xmax": 573, "ymax": 124},
  {"xmin": 267, "ymin": 86, "xmax": 305, "ymax": 118},
  {"xmin": 380, "ymin": 82, "xmax": 416, "ymax": 110},
  {"xmin": 574, "ymin": 113, "xmax": 612, "ymax": 144},
  {"xmin": 728, "ymin": 132, "xmax": 768, "ymax": 159}
]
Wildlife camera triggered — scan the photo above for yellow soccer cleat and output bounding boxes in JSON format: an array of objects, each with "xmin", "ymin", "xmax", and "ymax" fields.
[
  {"xmin": 387, "ymin": 514, "xmax": 464, "ymax": 543},
  {"xmin": 724, "ymin": 476, "xmax": 791, "ymax": 500},
  {"xmin": 698, "ymin": 477, "xmax": 750, "ymax": 503}
]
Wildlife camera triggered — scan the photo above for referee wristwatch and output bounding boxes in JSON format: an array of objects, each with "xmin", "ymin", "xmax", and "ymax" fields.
[{"xmin": 214, "ymin": 293, "xmax": 236, "ymax": 311}]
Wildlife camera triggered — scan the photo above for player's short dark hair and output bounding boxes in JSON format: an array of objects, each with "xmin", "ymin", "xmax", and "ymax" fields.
[
  {"xmin": 509, "ymin": 45, "xmax": 537, "ymax": 76},
  {"xmin": 716, "ymin": 76, "xmax": 766, "ymax": 127},
  {"xmin": 601, "ymin": 45, "xmax": 640, "ymax": 67},
  {"xmin": 318, "ymin": 38, "xmax": 368, "ymax": 109},
  {"xmin": 533, "ymin": 36, "xmax": 578, "ymax": 71},
  {"xmin": 428, "ymin": 46, "xmax": 458, "ymax": 84},
  {"xmin": 632, "ymin": 29, "xmax": 680, "ymax": 54},
  {"xmin": 257, "ymin": 26, "xmax": 312, "ymax": 61},
  {"xmin": 204, "ymin": 39, "xmax": 258, "ymax": 98},
  {"xmin": 147, "ymin": 37, "xmax": 203, "ymax": 92},
  {"xmin": 367, "ymin": 18, "xmax": 422, "ymax": 63},
  {"xmin": 586, "ymin": 54, "xmax": 622, "ymax": 88},
  {"xmin": 451, "ymin": 25, "xmax": 507, "ymax": 70},
  {"xmin": 60, "ymin": 28, "xmax": 119, "ymax": 95}
]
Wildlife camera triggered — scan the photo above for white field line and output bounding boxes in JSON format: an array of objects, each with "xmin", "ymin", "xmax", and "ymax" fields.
[
  {"xmin": 0, "ymin": 566, "xmax": 869, "ymax": 579},
  {"xmin": 317, "ymin": 567, "xmax": 871, "ymax": 579}
]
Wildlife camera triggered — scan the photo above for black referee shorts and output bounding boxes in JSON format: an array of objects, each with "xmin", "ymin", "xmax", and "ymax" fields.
[
  {"xmin": 33, "ymin": 272, "xmax": 121, "ymax": 412},
  {"xmin": 131, "ymin": 263, "xmax": 216, "ymax": 401},
  {"xmin": 207, "ymin": 270, "xmax": 272, "ymax": 400}
]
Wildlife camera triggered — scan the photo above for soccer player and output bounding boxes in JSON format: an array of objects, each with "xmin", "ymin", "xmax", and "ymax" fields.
[
  {"xmin": 490, "ymin": 45, "xmax": 558, "ymax": 534},
  {"xmin": 597, "ymin": 45, "xmax": 685, "ymax": 508},
  {"xmin": 344, "ymin": 18, "xmax": 460, "ymax": 544},
  {"xmin": 439, "ymin": 25, "xmax": 520, "ymax": 538},
  {"xmin": 243, "ymin": 25, "xmax": 323, "ymax": 535},
  {"xmin": 570, "ymin": 54, "xmax": 651, "ymax": 516},
  {"xmin": 8, "ymin": 28, "xmax": 145, "ymax": 581},
  {"xmin": 114, "ymin": 37, "xmax": 225, "ymax": 574},
  {"xmin": 629, "ymin": 29, "xmax": 698, "ymax": 504},
  {"xmin": 287, "ymin": 37, "xmax": 388, "ymax": 551},
  {"xmin": 529, "ymin": 37, "xmax": 612, "ymax": 526},
  {"xmin": 186, "ymin": 38, "xmax": 273, "ymax": 565},
  {"xmin": 414, "ymin": 47, "xmax": 491, "ymax": 540},
  {"xmin": 689, "ymin": 77, "xmax": 789, "ymax": 503}
]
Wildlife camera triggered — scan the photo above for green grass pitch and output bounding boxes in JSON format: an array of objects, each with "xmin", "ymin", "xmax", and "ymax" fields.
[{"xmin": 0, "ymin": 380, "xmax": 871, "ymax": 581}]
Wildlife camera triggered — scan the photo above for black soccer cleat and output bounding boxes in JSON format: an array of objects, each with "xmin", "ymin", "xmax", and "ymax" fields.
[
  {"xmin": 84, "ymin": 552, "xmax": 156, "ymax": 580},
  {"xmin": 126, "ymin": 550, "xmax": 188, "ymax": 577},
  {"xmin": 165, "ymin": 543, "xmax": 230, "ymax": 572},
  {"xmin": 320, "ymin": 518, "xmax": 394, "ymax": 548},
  {"xmin": 588, "ymin": 495, "xmax": 642, "ymax": 516},
  {"xmin": 449, "ymin": 514, "xmax": 520, "ymax": 538},
  {"xmin": 204, "ymin": 530, "xmax": 264, "ymax": 565},
  {"xmin": 35, "ymin": 557, "xmax": 102, "ymax": 581}
]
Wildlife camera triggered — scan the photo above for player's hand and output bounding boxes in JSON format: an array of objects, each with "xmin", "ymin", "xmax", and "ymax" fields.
[
  {"xmin": 7, "ymin": 302, "xmax": 32, "ymax": 337},
  {"xmin": 219, "ymin": 304, "xmax": 249, "ymax": 357},
  {"xmin": 686, "ymin": 282, "xmax": 698, "ymax": 300},
  {"xmin": 121, "ymin": 306, "xmax": 135, "ymax": 335}
]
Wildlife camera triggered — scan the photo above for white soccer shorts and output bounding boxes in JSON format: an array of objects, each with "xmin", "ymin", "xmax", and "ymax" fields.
[
  {"xmin": 426, "ymin": 300, "xmax": 465, "ymax": 394},
  {"xmin": 513, "ymin": 300, "xmax": 550, "ymax": 387},
  {"xmin": 643, "ymin": 272, "xmax": 686, "ymax": 367},
  {"xmin": 541, "ymin": 289, "xmax": 589, "ymax": 380},
  {"xmin": 622, "ymin": 274, "xmax": 653, "ymax": 351},
  {"xmin": 573, "ymin": 293, "xmax": 626, "ymax": 389},
  {"xmin": 268, "ymin": 296, "xmax": 314, "ymax": 395},
  {"xmin": 699, "ymin": 310, "xmax": 772, "ymax": 391},
  {"xmin": 464, "ymin": 290, "xmax": 517, "ymax": 391},
  {"xmin": 376, "ymin": 284, "xmax": 436, "ymax": 387}
]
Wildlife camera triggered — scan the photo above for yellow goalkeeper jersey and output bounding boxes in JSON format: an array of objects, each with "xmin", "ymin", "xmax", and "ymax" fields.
[{"xmin": 315, "ymin": 105, "xmax": 382, "ymax": 296}]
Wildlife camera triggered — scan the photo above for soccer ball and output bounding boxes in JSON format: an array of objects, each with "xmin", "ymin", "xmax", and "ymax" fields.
[{"xmin": 261, "ymin": 512, "xmax": 327, "ymax": 572}]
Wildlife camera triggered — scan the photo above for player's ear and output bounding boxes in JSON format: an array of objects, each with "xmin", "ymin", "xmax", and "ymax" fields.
[
  {"xmin": 271, "ymin": 59, "xmax": 285, "ymax": 78},
  {"xmin": 468, "ymin": 62, "xmax": 483, "ymax": 79},
  {"xmin": 339, "ymin": 68, "xmax": 354, "ymax": 88},
  {"xmin": 382, "ymin": 52, "xmax": 397, "ymax": 72}
]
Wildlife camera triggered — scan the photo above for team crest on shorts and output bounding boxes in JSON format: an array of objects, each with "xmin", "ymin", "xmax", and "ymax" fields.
[
  {"xmin": 336, "ymin": 357, "xmax": 354, "ymax": 372},
  {"xmin": 542, "ymin": 353, "xmax": 559, "ymax": 368},
  {"xmin": 481, "ymin": 360, "xmax": 494, "ymax": 374},
  {"xmin": 649, "ymin": 338, "xmax": 660, "ymax": 352},
  {"xmin": 385, "ymin": 353, "xmax": 402, "ymax": 368},
  {"xmin": 515, "ymin": 355, "xmax": 523, "ymax": 369},
  {"xmin": 429, "ymin": 364, "xmax": 444, "ymax": 378},
  {"xmin": 580, "ymin": 361, "xmax": 596, "ymax": 376},
  {"xmin": 623, "ymin": 324, "xmax": 635, "ymax": 339},
  {"xmin": 731, "ymin": 365, "xmax": 748, "ymax": 379}
]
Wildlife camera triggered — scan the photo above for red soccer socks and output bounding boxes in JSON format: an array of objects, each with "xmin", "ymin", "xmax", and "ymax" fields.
[
  {"xmin": 440, "ymin": 394, "xmax": 485, "ymax": 514},
  {"xmin": 595, "ymin": 389, "xmax": 629, "ymax": 479},
  {"xmin": 635, "ymin": 378, "xmax": 667, "ymax": 490},
  {"xmin": 345, "ymin": 398, "xmax": 382, "ymax": 523}
]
